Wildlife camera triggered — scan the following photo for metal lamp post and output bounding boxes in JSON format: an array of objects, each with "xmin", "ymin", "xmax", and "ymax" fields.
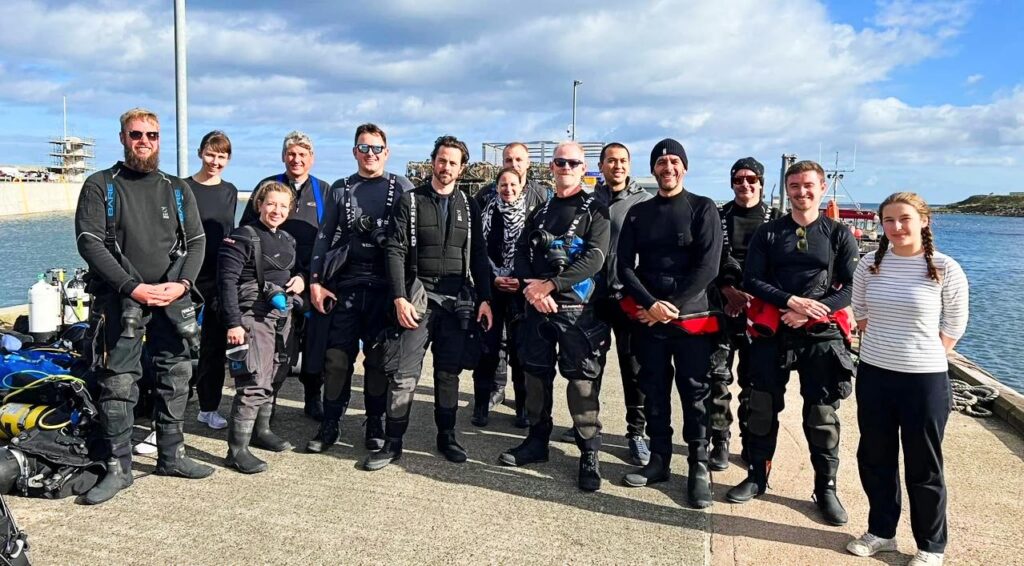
[{"xmin": 571, "ymin": 80, "xmax": 582, "ymax": 141}]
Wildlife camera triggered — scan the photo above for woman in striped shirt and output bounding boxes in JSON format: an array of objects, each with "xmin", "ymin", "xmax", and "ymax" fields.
[{"xmin": 846, "ymin": 192, "xmax": 969, "ymax": 566}]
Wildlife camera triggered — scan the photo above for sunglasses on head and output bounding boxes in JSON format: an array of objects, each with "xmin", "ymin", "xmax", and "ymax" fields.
[
  {"xmin": 796, "ymin": 226, "xmax": 809, "ymax": 252},
  {"xmin": 552, "ymin": 157, "xmax": 583, "ymax": 169},
  {"xmin": 732, "ymin": 175, "xmax": 759, "ymax": 185},
  {"xmin": 127, "ymin": 130, "xmax": 159, "ymax": 141},
  {"xmin": 355, "ymin": 144, "xmax": 385, "ymax": 155}
]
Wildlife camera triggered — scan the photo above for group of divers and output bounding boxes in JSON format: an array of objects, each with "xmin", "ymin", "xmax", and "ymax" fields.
[{"xmin": 71, "ymin": 107, "xmax": 969, "ymax": 566}]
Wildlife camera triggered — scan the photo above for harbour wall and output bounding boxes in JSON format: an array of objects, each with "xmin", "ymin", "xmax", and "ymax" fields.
[{"xmin": 0, "ymin": 181, "xmax": 81, "ymax": 217}]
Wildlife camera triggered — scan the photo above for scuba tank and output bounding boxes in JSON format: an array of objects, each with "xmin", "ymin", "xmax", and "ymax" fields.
[
  {"xmin": 0, "ymin": 404, "xmax": 52, "ymax": 441},
  {"xmin": 27, "ymin": 275, "xmax": 60, "ymax": 341},
  {"xmin": 62, "ymin": 269, "xmax": 90, "ymax": 325}
]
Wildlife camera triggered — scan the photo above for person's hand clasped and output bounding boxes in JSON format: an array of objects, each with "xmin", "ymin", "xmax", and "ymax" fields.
[
  {"xmin": 721, "ymin": 286, "xmax": 751, "ymax": 317},
  {"xmin": 786, "ymin": 296, "xmax": 830, "ymax": 320},
  {"xmin": 647, "ymin": 300, "xmax": 680, "ymax": 325},
  {"xmin": 781, "ymin": 309, "xmax": 809, "ymax": 329}
]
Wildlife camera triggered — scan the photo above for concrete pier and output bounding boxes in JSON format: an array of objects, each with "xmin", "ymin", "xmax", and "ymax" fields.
[
  {"xmin": 6, "ymin": 347, "xmax": 1023, "ymax": 565},
  {"xmin": 0, "ymin": 181, "xmax": 81, "ymax": 217}
]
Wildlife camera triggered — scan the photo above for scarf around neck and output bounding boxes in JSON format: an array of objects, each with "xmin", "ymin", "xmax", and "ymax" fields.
[{"xmin": 481, "ymin": 195, "xmax": 527, "ymax": 276}]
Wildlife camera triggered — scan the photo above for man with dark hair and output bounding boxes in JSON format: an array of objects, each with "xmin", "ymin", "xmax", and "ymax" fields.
[
  {"xmin": 617, "ymin": 138, "xmax": 722, "ymax": 509},
  {"xmin": 498, "ymin": 141, "xmax": 611, "ymax": 493},
  {"xmin": 365, "ymin": 135, "xmax": 493, "ymax": 470},
  {"xmin": 75, "ymin": 107, "xmax": 214, "ymax": 505},
  {"xmin": 592, "ymin": 142, "xmax": 652, "ymax": 466},
  {"xmin": 725, "ymin": 160, "xmax": 859, "ymax": 527},
  {"xmin": 306, "ymin": 123, "xmax": 414, "ymax": 454},
  {"xmin": 241, "ymin": 131, "xmax": 332, "ymax": 422},
  {"xmin": 706, "ymin": 157, "xmax": 781, "ymax": 470},
  {"xmin": 473, "ymin": 142, "xmax": 550, "ymax": 208}
]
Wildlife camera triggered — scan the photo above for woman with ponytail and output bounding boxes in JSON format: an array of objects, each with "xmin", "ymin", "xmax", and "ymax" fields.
[{"xmin": 846, "ymin": 192, "xmax": 969, "ymax": 566}]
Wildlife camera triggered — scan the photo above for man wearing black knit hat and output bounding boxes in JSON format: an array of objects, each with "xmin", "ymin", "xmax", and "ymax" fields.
[
  {"xmin": 706, "ymin": 157, "xmax": 781, "ymax": 471},
  {"xmin": 616, "ymin": 138, "xmax": 723, "ymax": 508}
]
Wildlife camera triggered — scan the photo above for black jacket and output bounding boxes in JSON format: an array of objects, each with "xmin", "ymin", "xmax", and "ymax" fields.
[{"xmin": 241, "ymin": 173, "xmax": 330, "ymax": 277}]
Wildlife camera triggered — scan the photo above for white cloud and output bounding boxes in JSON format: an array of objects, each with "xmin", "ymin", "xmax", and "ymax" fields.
[{"xmin": 966, "ymin": 73, "xmax": 984, "ymax": 85}]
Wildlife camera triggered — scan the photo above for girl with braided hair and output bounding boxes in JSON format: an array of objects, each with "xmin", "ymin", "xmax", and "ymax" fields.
[{"xmin": 847, "ymin": 192, "xmax": 969, "ymax": 566}]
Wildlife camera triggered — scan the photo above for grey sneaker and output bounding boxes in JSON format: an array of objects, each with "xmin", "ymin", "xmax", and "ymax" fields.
[
  {"xmin": 627, "ymin": 434, "xmax": 651, "ymax": 466},
  {"xmin": 846, "ymin": 533, "xmax": 897, "ymax": 557},
  {"xmin": 907, "ymin": 551, "xmax": 943, "ymax": 566}
]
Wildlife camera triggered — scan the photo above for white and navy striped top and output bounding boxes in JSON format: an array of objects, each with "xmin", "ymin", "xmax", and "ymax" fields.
[{"xmin": 852, "ymin": 250, "xmax": 969, "ymax": 373}]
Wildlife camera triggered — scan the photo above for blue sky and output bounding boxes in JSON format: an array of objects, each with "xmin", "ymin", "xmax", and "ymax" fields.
[{"xmin": 1, "ymin": 0, "xmax": 1021, "ymax": 204}]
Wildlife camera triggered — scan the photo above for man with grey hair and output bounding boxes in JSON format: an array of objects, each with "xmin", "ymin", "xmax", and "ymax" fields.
[
  {"xmin": 499, "ymin": 141, "xmax": 611, "ymax": 492},
  {"xmin": 241, "ymin": 131, "xmax": 331, "ymax": 427}
]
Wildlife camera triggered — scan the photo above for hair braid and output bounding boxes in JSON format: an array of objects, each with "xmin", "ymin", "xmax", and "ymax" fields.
[
  {"xmin": 868, "ymin": 234, "xmax": 888, "ymax": 274},
  {"xmin": 922, "ymin": 226, "xmax": 941, "ymax": 283}
]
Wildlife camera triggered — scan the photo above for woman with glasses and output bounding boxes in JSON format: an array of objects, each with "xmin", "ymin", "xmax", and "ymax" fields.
[{"xmin": 846, "ymin": 192, "xmax": 968, "ymax": 566}]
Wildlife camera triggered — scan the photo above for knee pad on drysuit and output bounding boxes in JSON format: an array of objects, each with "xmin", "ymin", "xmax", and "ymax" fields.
[
  {"xmin": 747, "ymin": 389, "xmax": 775, "ymax": 437},
  {"xmin": 806, "ymin": 404, "xmax": 840, "ymax": 451}
]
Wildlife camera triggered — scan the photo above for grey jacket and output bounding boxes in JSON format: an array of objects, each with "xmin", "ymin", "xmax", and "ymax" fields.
[{"xmin": 594, "ymin": 178, "xmax": 652, "ymax": 296}]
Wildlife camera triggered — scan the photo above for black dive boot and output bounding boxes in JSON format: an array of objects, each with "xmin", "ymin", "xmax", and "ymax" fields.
[
  {"xmin": 513, "ymin": 405, "xmax": 530, "ymax": 429},
  {"xmin": 709, "ymin": 430, "xmax": 731, "ymax": 471},
  {"xmin": 578, "ymin": 450, "xmax": 602, "ymax": 492},
  {"xmin": 726, "ymin": 459, "xmax": 770, "ymax": 503},
  {"xmin": 813, "ymin": 475, "xmax": 848, "ymax": 526},
  {"xmin": 226, "ymin": 419, "xmax": 267, "ymax": 474},
  {"xmin": 307, "ymin": 402, "xmax": 346, "ymax": 454},
  {"xmin": 82, "ymin": 442, "xmax": 133, "ymax": 505},
  {"xmin": 623, "ymin": 452, "xmax": 671, "ymax": 487},
  {"xmin": 252, "ymin": 403, "xmax": 292, "ymax": 452},
  {"xmin": 687, "ymin": 462, "xmax": 714, "ymax": 509},
  {"xmin": 154, "ymin": 425, "xmax": 215, "ymax": 479},
  {"xmin": 470, "ymin": 393, "xmax": 489, "ymax": 427},
  {"xmin": 364, "ymin": 394, "xmax": 386, "ymax": 451},
  {"xmin": 363, "ymin": 417, "xmax": 407, "ymax": 471},
  {"xmin": 499, "ymin": 420, "xmax": 551, "ymax": 466},
  {"xmin": 435, "ymin": 409, "xmax": 467, "ymax": 463}
]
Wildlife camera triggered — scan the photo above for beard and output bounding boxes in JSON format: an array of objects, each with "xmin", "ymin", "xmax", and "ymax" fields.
[{"xmin": 124, "ymin": 146, "xmax": 159, "ymax": 173}]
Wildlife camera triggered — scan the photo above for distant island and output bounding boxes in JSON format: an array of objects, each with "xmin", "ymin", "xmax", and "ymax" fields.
[{"xmin": 935, "ymin": 194, "xmax": 1024, "ymax": 217}]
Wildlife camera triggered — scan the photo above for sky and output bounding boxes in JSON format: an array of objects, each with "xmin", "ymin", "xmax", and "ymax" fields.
[{"xmin": 0, "ymin": 0, "xmax": 1021, "ymax": 205}]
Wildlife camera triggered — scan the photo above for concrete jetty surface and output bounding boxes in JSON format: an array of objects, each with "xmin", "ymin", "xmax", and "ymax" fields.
[{"xmin": 7, "ymin": 350, "xmax": 1024, "ymax": 565}]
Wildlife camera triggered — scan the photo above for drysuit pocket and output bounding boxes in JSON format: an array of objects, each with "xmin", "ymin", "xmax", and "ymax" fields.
[
  {"xmin": 829, "ymin": 342, "xmax": 855, "ymax": 400},
  {"xmin": 226, "ymin": 334, "xmax": 259, "ymax": 380}
]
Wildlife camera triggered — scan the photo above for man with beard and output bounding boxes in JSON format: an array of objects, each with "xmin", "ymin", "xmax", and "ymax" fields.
[
  {"xmin": 473, "ymin": 142, "xmax": 551, "ymax": 209},
  {"xmin": 241, "ymin": 131, "xmax": 331, "ymax": 422},
  {"xmin": 617, "ymin": 139, "xmax": 722, "ymax": 509},
  {"xmin": 707, "ymin": 157, "xmax": 781, "ymax": 470},
  {"xmin": 364, "ymin": 135, "xmax": 493, "ymax": 471},
  {"xmin": 498, "ymin": 142, "xmax": 611, "ymax": 493},
  {"xmin": 725, "ymin": 160, "xmax": 859, "ymax": 527},
  {"xmin": 75, "ymin": 108, "xmax": 213, "ymax": 505},
  {"xmin": 306, "ymin": 123, "xmax": 414, "ymax": 453},
  {"xmin": 592, "ymin": 142, "xmax": 652, "ymax": 466}
]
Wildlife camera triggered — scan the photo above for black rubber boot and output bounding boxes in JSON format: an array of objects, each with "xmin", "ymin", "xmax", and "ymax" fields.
[
  {"xmin": 364, "ymin": 394, "xmax": 386, "ymax": 451},
  {"xmin": 498, "ymin": 435, "xmax": 549, "ymax": 466},
  {"xmin": 155, "ymin": 424, "xmax": 215, "ymax": 479},
  {"xmin": 363, "ymin": 438, "xmax": 403, "ymax": 471},
  {"xmin": 726, "ymin": 460, "xmax": 770, "ymax": 503},
  {"xmin": 813, "ymin": 475, "xmax": 849, "ymax": 526},
  {"xmin": 226, "ymin": 419, "xmax": 268, "ymax": 474},
  {"xmin": 687, "ymin": 462, "xmax": 714, "ymax": 509},
  {"xmin": 435, "ymin": 408, "xmax": 467, "ymax": 463},
  {"xmin": 307, "ymin": 402, "xmax": 346, "ymax": 453},
  {"xmin": 709, "ymin": 430, "xmax": 731, "ymax": 471},
  {"xmin": 82, "ymin": 442, "xmax": 133, "ymax": 505},
  {"xmin": 470, "ymin": 396, "xmax": 489, "ymax": 427},
  {"xmin": 252, "ymin": 403, "xmax": 292, "ymax": 452},
  {"xmin": 623, "ymin": 452, "xmax": 671, "ymax": 487},
  {"xmin": 577, "ymin": 450, "xmax": 602, "ymax": 492}
]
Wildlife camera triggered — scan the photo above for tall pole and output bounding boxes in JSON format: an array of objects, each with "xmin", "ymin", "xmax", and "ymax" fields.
[
  {"xmin": 571, "ymin": 80, "xmax": 582, "ymax": 141},
  {"xmin": 174, "ymin": 0, "xmax": 188, "ymax": 177}
]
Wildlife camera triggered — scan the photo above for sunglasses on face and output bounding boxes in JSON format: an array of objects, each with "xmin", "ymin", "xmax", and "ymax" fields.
[
  {"xmin": 732, "ymin": 175, "xmax": 759, "ymax": 185},
  {"xmin": 796, "ymin": 226, "xmax": 809, "ymax": 252},
  {"xmin": 552, "ymin": 158, "xmax": 583, "ymax": 169},
  {"xmin": 355, "ymin": 144, "xmax": 385, "ymax": 155},
  {"xmin": 126, "ymin": 130, "xmax": 159, "ymax": 141}
]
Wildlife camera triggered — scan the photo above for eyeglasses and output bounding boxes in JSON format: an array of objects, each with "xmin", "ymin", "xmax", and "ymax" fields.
[
  {"xmin": 732, "ymin": 175, "xmax": 759, "ymax": 185},
  {"xmin": 796, "ymin": 226, "xmax": 808, "ymax": 252},
  {"xmin": 126, "ymin": 130, "xmax": 159, "ymax": 141},
  {"xmin": 552, "ymin": 158, "xmax": 583, "ymax": 169},
  {"xmin": 355, "ymin": 144, "xmax": 385, "ymax": 155}
]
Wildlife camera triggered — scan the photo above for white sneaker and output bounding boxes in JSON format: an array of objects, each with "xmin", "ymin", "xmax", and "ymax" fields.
[
  {"xmin": 847, "ymin": 533, "xmax": 897, "ymax": 557},
  {"xmin": 197, "ymin": 411, "xmax": 228, "ymax": 430},
  {"xmin": 907, "ymin": 550, "xmax": 944, "ymax": 566},
  {"xmin": 133, "ymin": 430, "xmax": 157, "ymax": 455}
]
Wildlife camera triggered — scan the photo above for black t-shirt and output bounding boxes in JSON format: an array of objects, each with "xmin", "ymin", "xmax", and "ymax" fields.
[{"xmin": 186, "ymin": 177, "xmax": 238, "ymax": 287}]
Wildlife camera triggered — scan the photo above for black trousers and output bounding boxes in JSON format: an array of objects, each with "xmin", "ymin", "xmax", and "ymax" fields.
[
  {"xmin": 633, "ymin": 325, "xmax": 713, "ymax": 463},
  {"xmin": 472, "ymin": 291, "xmax": 526, "ymax": 409},
  {"xmin": 856, "ymin": 362, "xmax": 951, "ymax": 553},
  {"xmin": 91, "ymin": 293, "xmax": 192, "ymax": 450},
  {"xmin": 193, "ymin": 280, "xmax": 227, "ymax": 412},
  {"xmin": 706, "ymin": 319, "xmax": 752, "ymax": 437},
  {"xmin": 594, "ymin": 298, "xmax": 646, "ymax": 438},
  {"xmin": 321, "ymin": 285, "xmax": 391, "ymax": 411}
]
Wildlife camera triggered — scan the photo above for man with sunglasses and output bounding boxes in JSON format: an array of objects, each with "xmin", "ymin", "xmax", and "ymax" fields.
[
  {"xmin": 242, "ymin": 131, "xmax": 332, "ymax": 422},
  {"xmin": 707, "ymin": 157, "xmax": 781, "ymax": 470},
  {"xmin": 75, "ymin": 108, "xmax": 214, "ymax": 504},
  {"xmin": 306, "ymin": 123, "xmax": 413, "ymax": 454},
  {"xmin": 498, "ymin": 142, "xmax": 611, "ymax": 493},
  {"xmin": 725, "ymin": 160, "xmax": 859, "ymax": 527},
  {"xmin": 616, "ymin": 138, "xmax": 722, "ymax": 509}
]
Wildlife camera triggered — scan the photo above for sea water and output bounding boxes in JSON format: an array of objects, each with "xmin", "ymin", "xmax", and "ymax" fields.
[{"xmin": 1, "ymin": 211, "xmax": 1022, "ymax": 394}]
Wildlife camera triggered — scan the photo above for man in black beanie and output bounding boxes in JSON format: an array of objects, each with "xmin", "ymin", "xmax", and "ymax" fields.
[
  {"xmin": 706, "ymin": 157, "xmax": 781, "ymax": 470},
  {"xmin": 617, "ymin": 138, "xmax": 722, "ymax": 508}
]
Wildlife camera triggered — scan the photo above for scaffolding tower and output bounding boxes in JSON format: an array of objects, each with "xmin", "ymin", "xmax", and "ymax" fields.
[{"xmin": 48, "ymin": 136, "xmax": 95, "ymax": 182}]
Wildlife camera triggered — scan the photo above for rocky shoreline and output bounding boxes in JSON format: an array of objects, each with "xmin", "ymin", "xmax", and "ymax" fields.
[{"xmin": 935, "ymin": 194, "xmax": 1024, "ymax": 217}]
